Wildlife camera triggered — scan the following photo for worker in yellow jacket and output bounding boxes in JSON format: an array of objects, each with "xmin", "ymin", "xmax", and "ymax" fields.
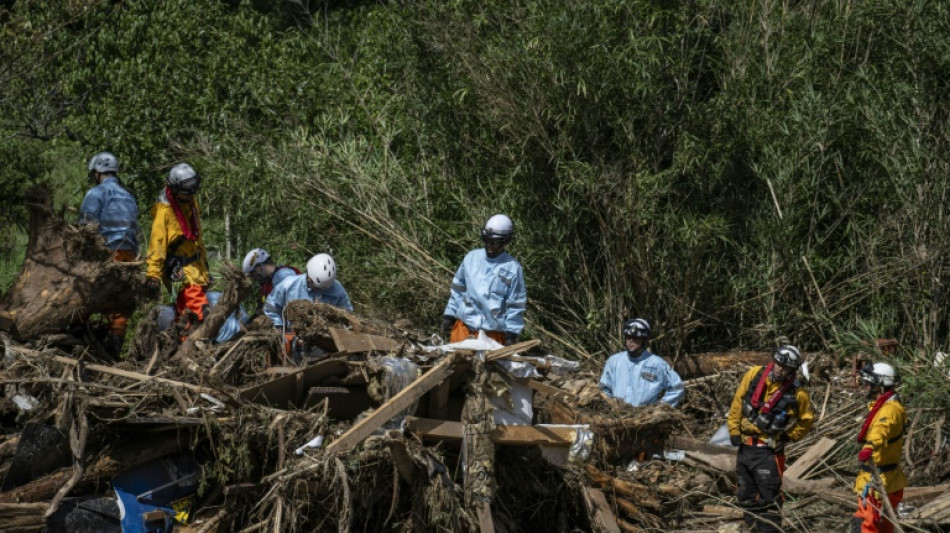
[
  {"xmin": 727, "ymin": 345, "xmax": 815, "ymax": 533},
  {"xmin": 145, "ymin": 163, "xmax": 209, "ymax": 323},
  {"xmin": 852, "ymin": 362, "xmax": 906, "ymax": 533}
]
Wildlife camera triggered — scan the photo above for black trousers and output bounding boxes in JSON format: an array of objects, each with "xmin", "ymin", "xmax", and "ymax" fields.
[{"xmin": 736, "ymin": 445, "xmax": 785, "ymax": 533}]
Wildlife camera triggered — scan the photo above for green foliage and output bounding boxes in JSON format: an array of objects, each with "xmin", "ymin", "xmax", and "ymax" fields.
[{"xmin": 2, "ymin": 0, "xmax": 950, "ymax": 362}]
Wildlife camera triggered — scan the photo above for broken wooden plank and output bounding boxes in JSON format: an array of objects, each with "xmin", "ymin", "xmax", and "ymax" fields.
[
  {"xmin": 241, "ymin": 359, "xmax": 349, "ymax": 409},
  {"xmin": 476, "ymin": 502, "xmax": 495, "ymax": 533},
  {"xmin": 484, "ymin": 340, "xmax": 541, "ymax": 362},
  {"xmin": 584, "ymin": 487, "xmax": 622, "ymax": 533},
  {"xmin": 329, "ymin": 327, "xmax": 401, "ymax": 353},
  {"xmin": 403, "ymin": 417, "xmax": 577, "ymax": 446},
  {"xmin": 905, "ymin": 484, "xmax": 950, "ymax": 506},
  {"xmin": 516, "ymin": 378, "xmax": 578, "ymax": 403},
  {"xmin": 325, "ymin": 355, "xmax": 456, "ymax": 454},
  {"xmin": 701, "ymin": 505, "xmax": 744, "ymax": 519},
  {"xmin": 908, "ymin": 491, "xmax": 950, "ymax": 525},
  {"xmin": 784, "ymin": 437, "xmax": 836, "ymax": 480}
]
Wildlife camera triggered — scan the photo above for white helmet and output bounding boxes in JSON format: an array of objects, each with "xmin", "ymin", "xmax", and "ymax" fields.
[
  {"xmin": 88, "ymin": 152, "xmax": 119, "ymax": 174},
  {"xmin": 242, "ymin": 248, "xmax": 271, "ymax": 274},
  {"xmin": 167, "ymin": 163, "xmax": 201, "ymax": 195},
  {"xmin": 860, "ymin": 362, "xmax": 899, "ymax": 389},
  {"xmin": 773, "ymin": 345, "xmax": 802, "ymax": 369},
  {"xmin": 306, "ymin": 253, "xmax": 337, "ymax": 289},
  {"xmin": 481, "ymin": 214, "xmax": 514, "ymax": 243}
]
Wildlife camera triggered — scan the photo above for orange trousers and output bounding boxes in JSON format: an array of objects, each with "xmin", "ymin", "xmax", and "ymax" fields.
[
  {"xmin": 107, "ymin": 250, "xmax": 137, "ymax": 336},
  {"xmin": 854, "ymin": 489, "xmax": 903, "ymax": 533},
  {"xmin": 175, "ymin": 283, "xmax": 209, "ymax": 322},
  {"xmin": 449, "ymin": 320, "xmax": 506, "ymax": 345}
]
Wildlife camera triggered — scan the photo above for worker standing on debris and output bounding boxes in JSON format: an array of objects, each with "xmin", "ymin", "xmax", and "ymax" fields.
[
  {"xmin": 144, "ymin": 163, "xmax": 210, "ymax": 324},
  {"xmin": 727, "ymin": 344, "xmax": 814, "ymax": 533},
  {"xmin": 599, "ymin": 318, "xmax": 684, "ymax": 407},
  {"xmin": 79, "ymin": 151, "xmax": 140, "ymax": 355},
  {"xmin": 242, "ymin": 247, "xmax": 300, "ymax": 303},
  {"xmin": 852, "ymin": 362, "xmax": 906, "ymax": 533},
  {"xmin": 442, "ymin": 214, "xmax": 526, "ymax": 346}
]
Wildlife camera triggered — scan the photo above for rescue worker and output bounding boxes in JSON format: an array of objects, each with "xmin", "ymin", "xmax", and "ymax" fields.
[
  {"xmin": 852, "ymin": 362, "xmax": 906, "ymax": 533},
  {"xmin": 241, "ymin": 247, "xmax": 300, "ymax": 303},
  {"xmin": 79, "ymin": 151, "xmax": 139, "ymax": 355},
  {"xmin": 727, "ymin": 344, "xmax": 814, "ymax": 533},
  {"xmin": 599, "ymin": 318, "xmax": 684, "ymax": 407},
  {"xmin": 442, "ymin": 214, "xmax": 526, "ymax": 346},
  {"xmin": 206, "ymin": 292, "xmax": 248, "ymax": 344},
  {"xmin": 144, "ymin": 163, "xmax": 209, "ymax": 325}
]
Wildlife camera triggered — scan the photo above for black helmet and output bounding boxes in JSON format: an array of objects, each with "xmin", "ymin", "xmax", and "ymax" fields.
[{"xmin": 623, "ymin": 318, "xmax": 651, "ymax": 339}]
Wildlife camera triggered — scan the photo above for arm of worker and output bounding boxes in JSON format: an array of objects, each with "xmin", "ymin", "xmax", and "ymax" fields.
[
  {"xmin": 145, "ymin": 205, "xmax": 168, "ymax": 282},
  {"xmin": 727, "ymin": 367, "xmax": 758, "ymax": 439},
  {"xmin": 503, "ymin": 265, "xmax": 527, "ymax": 336},
  {"xmin": 784, "ymin": 388, "xmax": 815, "ymax": 442},
  {"xmin": 660, "ymin": 365, "xmax": 685, "ymax": 407},
  {"xmin": 78, "ymin": 188, "xmax": 102, "ymax": 224},
  {"xmin": 598, "ymin": 357, "xmax": 615, "ymax": 397},
  {"xmin": 263, "ymin": 287, "xmax": 286, "ymax": 328},
  {"xmin": 443, "ymin": 262, "xmax": 466, "ymax": 319},
  {"xmin": 335, "ymin": 283, "xmax": 354, "ymax": 312}
]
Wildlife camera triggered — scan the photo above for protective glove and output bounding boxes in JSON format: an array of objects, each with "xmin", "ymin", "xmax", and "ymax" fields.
[
  {"xmin": 858, "ymin": 447, "xmax": 873, "ymax": 462},
  {"xmin": 441, "ymin": 315, "xmax": 456, "ymax": 337},
  {"xmin": 505, "ymin": 332, "xmax": 518, "ymax": 346},
  {"xmin": 729, "ymin": 435, "xmax": 741, "ymax": 447},
  {"xmin": 144, "ymin": 277, "xmax": 162, "ymax": 298}
]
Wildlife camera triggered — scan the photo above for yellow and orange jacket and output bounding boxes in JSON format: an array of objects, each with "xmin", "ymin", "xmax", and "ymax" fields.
[
  {"xmin": 145, "ymin": 190, "xmax": 209, "ymax": 286},
  {"xmin": 727, "ymin": 365, "xmax": 814, "ymax": 444},
  {"xmin": 854, "ymin": 396, "xmax": 907, "ymax": 495}
]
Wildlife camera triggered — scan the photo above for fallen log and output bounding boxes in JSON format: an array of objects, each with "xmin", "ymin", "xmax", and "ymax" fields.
[
  {"xmin": 0, "ymin": 502, "xmax": 47, "ymax": 533},
  {"xmin": 0, "ymin": 187, "xmax": 142, "ymax": 338},
  {"xmin": 0, "ymin": 431, "xmax": 188, "ymax": 504}
]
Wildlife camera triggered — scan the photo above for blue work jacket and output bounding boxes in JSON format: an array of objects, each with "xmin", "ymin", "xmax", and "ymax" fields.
[
  {"xmin": 599, "ymin": 350, "xmax": 685, "ymax": 407},
  {"xmin": 443, "ymin": 249, "xmax": 526, "ymax": 335},
  {"xmin": 263, "ymin": 273, "xmax": 353, "ymax": 328},
  {"xmin": 79, "ymin": 177, "xmax": 139, "ymax": 251}
]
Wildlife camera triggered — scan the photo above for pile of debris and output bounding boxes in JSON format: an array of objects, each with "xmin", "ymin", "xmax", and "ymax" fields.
[{"xmin": 1, "ymin": 195, "xmax": 949, "ymax": 533}]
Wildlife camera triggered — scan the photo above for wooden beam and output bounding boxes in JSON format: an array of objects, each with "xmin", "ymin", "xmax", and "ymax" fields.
[
  {"xmin": 329, "ymin": 327, "xmax": 401, "ymax": 353},
  {"xmin": 516, "ymin": 378, "xmax": 578, "ymax": 403},
  {"xmin": 476, "ymin": 502, "xmax": 495, "ymax": 533},
  {"xmin": 905, "ymin": 484, "xmax": 950, "ymax": 506},
  {"xmin": 584, "ymin": 488, "xmax": 622, "ymax": 533},
  {"xmin": 784, "ymin": 437, "xmax": 836, "ymax": 480},
  {"xmin": 404, "ymin": 417, "xmax": 577, "ymax": 446},
  {"xmin": 484, "ymin": 340, "xmax": 541, "ymax": 362},
  {"xmin": 325, "ymin": 355, "xmax": 456, "ymax": 454}
]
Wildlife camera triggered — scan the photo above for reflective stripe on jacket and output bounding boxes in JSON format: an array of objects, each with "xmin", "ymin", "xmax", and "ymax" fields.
[
  {"xmin": 263, "ymin": 273, "xmax": 353, "ymax": 328},
  {"xmin": 599, "ymin": 350, "xmax": 685, "ymax": 407},
  {"xmin": 443, "ymin": 249, "xmax": 526, "ymax": 335},
  {"xmin": 728, "ymin": 365, "xmax": 814, "ymax": 442},
  {"xmin": 854, "ymin": 397, "xmax": 907, "ymax": 494},
  {"xmin": 145, "ymin": 189, "xmax": 208, "ymax": 285},
  {"xmin": 79, "ymin": 177, "xmax": 139, "ymax": 251}
]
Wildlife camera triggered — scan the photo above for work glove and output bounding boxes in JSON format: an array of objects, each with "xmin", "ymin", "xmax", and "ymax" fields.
[
  {"xmin": 505, "ymin": 332, "xmax": 518, "ymax": 346},
  {"xmin": 857, "ymin": 447, "xmax": 873, "ymax": 462},
  {"xmin": 441, "ymin": 315, "xmax": 456, "ymax": 337},
  {"xmin": 144, "ymin": 277, "xmax": 162, "ymax": 298},
  {"xmin": 729, "ymin": 435, "xmax": 741, "ymax": 447}
]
